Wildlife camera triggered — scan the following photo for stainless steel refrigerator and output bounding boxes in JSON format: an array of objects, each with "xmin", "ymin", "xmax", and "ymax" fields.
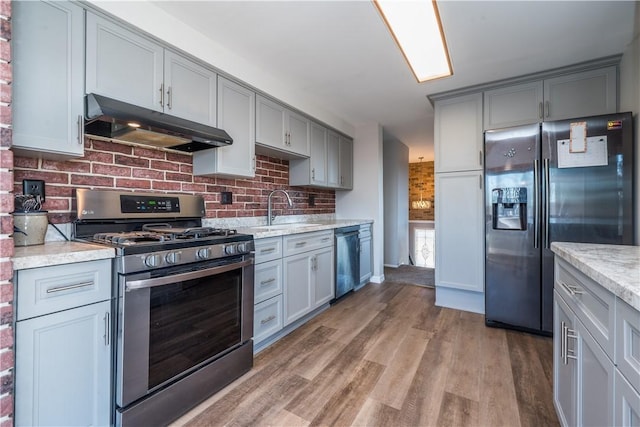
[{"xmin": 484, "ymin": 112, "xmax": 634, "ymax": 334}]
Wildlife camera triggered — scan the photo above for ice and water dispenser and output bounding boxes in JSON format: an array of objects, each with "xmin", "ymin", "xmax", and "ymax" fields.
[{"xmin": 491, "ymin": 187, "xmax": 527, "ymax": 230}]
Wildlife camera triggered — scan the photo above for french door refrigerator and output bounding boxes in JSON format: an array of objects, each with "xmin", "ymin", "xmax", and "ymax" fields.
[{"xmin": 484, "ymin": 112, "xmax": 634, "ymax": 335}]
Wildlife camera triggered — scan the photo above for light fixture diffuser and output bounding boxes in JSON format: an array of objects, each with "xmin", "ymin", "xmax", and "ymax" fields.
[{"xmin": 374, "ymin": 0, "xmax": 452, "ymax": 82}]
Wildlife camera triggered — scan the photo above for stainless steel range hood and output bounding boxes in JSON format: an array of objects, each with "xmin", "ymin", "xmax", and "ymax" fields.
[{"xmin": 84, "ymin": 93, "xmax": 233, "ymax": 152}]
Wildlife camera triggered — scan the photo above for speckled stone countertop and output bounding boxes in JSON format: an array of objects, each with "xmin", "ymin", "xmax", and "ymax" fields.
[
  {"xmin": 551, "ymin": 242, "xmax": 640, "ymax": 311},
  {"xmin": 13, "ymin": 241, "xmax": 115, "ymax": 271},
  {"xmin": 237, "ymin": 219, "xmax": 373, "ymax": 239}
]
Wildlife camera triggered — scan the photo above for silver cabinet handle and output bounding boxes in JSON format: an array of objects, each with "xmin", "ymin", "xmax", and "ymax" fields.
[
  {"xmin": 253, "ymin": 156, "xmax": 257, "ymax": 171},
  {"xmin": 321, "ymin": 237, "xmax": 332, "ymax": 243},
  {"xmin": 533, "ymin": 159, "xmax": 540, "ymax": 248},
  {"xmin": 46, "ymin": 281, "xmax": 94, "ymax": 294},
  {"xmin": 260, "ymin": 248, "xmax": 276, "ymax": 254},
  {"xmin": 311, "ymin": 168, "xmax": 315, "ymax": 180},
  {"xmin": 479, "ymin": 150, "xmax": 483, "ymax": 166},
  {"xmin": 538, "ymin": 102, "xmax": 543, "ymax": 119},
  {"xmin": 77, "ymin": 115, "xmax": 84, "ymax": 145},
  {"xmin": 104, "ymin": 312, "xmax": 110, "ymax": 346},
  {"xmin": 560, "ymin": 281, "xmax": 583, "ymax": 296},
  {"xmin": 560, "ymin": 320, "xmax": 566, "ymax": 363},
  {"xmin": 544, "ymin": 100, "xmax": 550, "ymax": 118},
  {"xmin": 260, "ymin": 278, "xmax": 276, "ymax": 286},
  {"xmin": 261, "ymin": 315, "xmax": 276, "ymax": 325},
  {"xmin": 295, "ymin": 242, "xmax": 307, "ymax": 248},
  {"xmin": 159, "ymin": 83, "xmax": 164, "ymax": 107},
  {"xmin": 167, "ymin": 86, "xmax": 172, "ymax": 109},
  {"xmin": 479, "ymin": 174, "xmax": 483, "ymax": 190}
]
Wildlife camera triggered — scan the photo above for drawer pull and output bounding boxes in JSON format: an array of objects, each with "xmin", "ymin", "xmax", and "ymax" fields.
[
  {"xmin": 46, "ymin": 281, "xmax": 94, "ymax": 294},
  {"xmin": 560, "ymin": 281, "xmax": 583, "ymax": 296},
  {"xmin": 295, "ymin": 242, "xmax": 307, "ymax": 248},
  {"xmin": 260, "ymin": 248, "xmax": 276, "ymax": 254},
  {"xmin": 260, "ymin": 315, "xmax": 276, "ymax": 325},
  {"xmin": 260, "ymin": 278, "xmax": 276, "ymax": 286},
  {"xmin": 321, "ymin": 238, "xmax": 332, "ymax": 242},
  {"xmin": 561, "ymin": 321, "xmax": 578, "ymax": 364},
  {"xmin": 104, "ymin": 312, "xmax": 110, "ymax": 346}
]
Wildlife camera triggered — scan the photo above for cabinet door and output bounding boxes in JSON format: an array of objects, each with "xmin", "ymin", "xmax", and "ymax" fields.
[
  {"xmin": 309, "ymin": 122, "xmax": 328, "ymax": 185},
  {"xmin": 614, "ymin": 369, "xmax": 640, "ymax": 427},
  {"xmin": 12, "ymin": 0, "xmax": 85, "ymax": 158},
  {"xmin": 164, "ymin": 51, "xmax": 217, "ymax": 125},
  {"xmin": 283, "ymin": 252, "xmax": 313, "ymax": 325},
  {"xmin": 339, "ymin": 137, "xmax": 353, "ymax": 189},
  {"xmin": 15, "ymin": 301, "xmax": 112, "ymax": 427},
  {"xmin": 313, "ymin": 246, "xmax": 335, "ymax": 307},
  {"xmin": 327, "ymin": 131, "xmax": 341, "ymax": 188},
  {"xmin": 616, "ymin": 298, "xmax": 640, "ymax": 393},
  {"xmin": 359, "ymin": 235, "xmax": 372, "ymax": 285},
  {"xmin": 434, "ymin": 171, "xmax": 484, "ymax": 292},
  {"xmin": 577, "ymin": 318, "xmax": 615, "ymax": 427},
  {"xmin": 554, "ymin": 292, "xmax": 577, "ymax": 427},
  {"xmin": 543, "ymin": 66, "xmax": 617, "ymax": 121},
  {"xmin": 434, "ymin": 93, "xmax": 483, "ymax": 173},
  {"xmin": 287, "ymin": 111, "xmax": 310, "ymax": 157},
  {"xmin": 256, "ymin": 95, "xmax": 286, "ymax": 149},
  {"xmin": 86, "ymin": 13, "xmax": 163, "ymax": 111},
  {"xmin": 192, "ymin": 77, "xmax": 256, "ymax": 178},
  {"xmin": 483, "ymin": 81, "xmax": 544, "ymax": 129}
]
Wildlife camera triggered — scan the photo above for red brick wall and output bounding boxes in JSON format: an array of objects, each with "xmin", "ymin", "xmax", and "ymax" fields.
[
  {"xmin": 0, "ymin": 1, "xmax": 12, "ymax": 425},
  {"xmin": 13, "ymin": 138, "xmax": 335, "ymax": 224}
]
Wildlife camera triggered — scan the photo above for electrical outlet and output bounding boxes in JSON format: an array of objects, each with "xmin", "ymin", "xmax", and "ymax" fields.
[
  {"xmin": 23, "ymin": 179, "xmax": 45, "ymax": 202},
  {"xmin": 221, "ymin": 191, "xmax": 233, "ymax": 205},
  {"xmin": 308, "ymin": 194, "xmax": 316, "ymax": 207}
]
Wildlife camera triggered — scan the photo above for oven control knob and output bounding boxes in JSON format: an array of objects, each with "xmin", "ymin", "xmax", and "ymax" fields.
[
  {"xmin": 237, "ymin": 243, "xmax": 247, "ymax": 253},
  {"xmin": 197, "ymin": 247, "xmax": 211, "ymax": 260},
  {"xmin": 144, "ymin": 254, "xmax": 162, "ymax": 268},
  {"xmin": 165, "ymin": 251, "xmax": 181, "ymax": 264},
  {"xmin": 224, "ymin": 244, "xmax": 237, "ymax": 255}
]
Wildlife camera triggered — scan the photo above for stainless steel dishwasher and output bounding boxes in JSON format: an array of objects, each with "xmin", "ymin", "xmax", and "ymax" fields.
[{"xmin": 334, "ymin": 225, "xmax": 360, "ymax": 301}]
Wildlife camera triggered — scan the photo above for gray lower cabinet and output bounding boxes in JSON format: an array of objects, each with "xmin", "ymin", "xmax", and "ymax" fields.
[
  {"xmin": 359, "ymin": 224, "xmax": 372, "ymax": 286},
  {"xmin": 283, "ymin": 231, "xmax": 334, "ymax": 326},
  {"xmin": 615, "ymin": 370, "xmax": 640, "ymax": 427},
  {"xmin": 12, "ymin": 0, "xmax": 85, "ymax": 159},
  {"xmin": 253, "ymin": 237, "xmax": 284, "ymax": 346},
  {"xmin": 554, "ymin": 289, "xmax": 615, "ymax": 427},
  {"xmin": 15, "ymin": 259, "xmax": 112, "ymax": 427}
]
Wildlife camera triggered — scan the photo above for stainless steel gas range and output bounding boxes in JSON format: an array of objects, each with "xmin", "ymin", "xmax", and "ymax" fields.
[{"xmin": 73, "ymin": 189, "xmax": 255, "ymax": 426}]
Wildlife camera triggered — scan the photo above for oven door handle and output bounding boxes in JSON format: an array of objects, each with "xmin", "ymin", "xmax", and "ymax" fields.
[{"xmin": 125, "ymin": 258, "xmax": 254, "ymax": 291}]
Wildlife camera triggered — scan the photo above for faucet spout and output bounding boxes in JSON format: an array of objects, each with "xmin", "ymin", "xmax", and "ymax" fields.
[{"xmin": 267, "ymin": 189, "xmax": 293, "ymax": 226}]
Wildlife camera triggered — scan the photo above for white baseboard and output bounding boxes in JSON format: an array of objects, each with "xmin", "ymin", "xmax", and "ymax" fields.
[
  {"xmin": 435, "ymin": 287, "xmax": 485, "ymax": 314},
  {"xmin": 371, "ymin": 274, "xmax": 384, "ymax": 283}
]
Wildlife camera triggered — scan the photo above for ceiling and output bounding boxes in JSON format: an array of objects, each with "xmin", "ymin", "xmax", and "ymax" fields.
[{"xmin": 151, "ymin": 1, "xmax": 637, "ymax": 162}]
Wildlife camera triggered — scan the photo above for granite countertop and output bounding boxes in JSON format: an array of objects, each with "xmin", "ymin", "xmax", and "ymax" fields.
[
  {"xmin": 551, "ymin": 242, "xmax": 640, "ymax": 311},
  {"xmin": 237, "ymin": 219, "xmax": 373, "ymax": 239},
  {"xmin": 13, "ymin": 241, "xmax": 115, "ymax": 271}
]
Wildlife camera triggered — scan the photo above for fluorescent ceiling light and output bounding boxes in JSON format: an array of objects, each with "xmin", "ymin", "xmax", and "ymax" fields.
[{"xmin": 374, "ymin": 0, "xmax": 452, "ymax": 82}]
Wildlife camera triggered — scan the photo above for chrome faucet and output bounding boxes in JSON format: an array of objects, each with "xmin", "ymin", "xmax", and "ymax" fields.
[{"xmin": 267, "ymin": 189, "xmax": 293, "ymax": 226}]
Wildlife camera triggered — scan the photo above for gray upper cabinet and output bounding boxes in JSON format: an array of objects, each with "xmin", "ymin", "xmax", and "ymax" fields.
[
  {"xmin": 327, "ymin": 132, "xmax": 341, "ymax": 188},
  {"xmin": 289, "ymin": 122, "xmax": 327, "ymax": 187},
  {"xmin": 338, "ymin": 136, "xmax": 353, "ymax": 190},
  {"xmin": 256, "ymin": 95, "xmax": 310, "ymax": 158},
  {"xmin": 193, "ymin": 76, "xmax": 256, "ymax": 178},
  {"xmin": 86, "ymin": 13, "xmax": 216, "ymax": 125},
  {"xmin": 484, "ymin": 66, "xmax": 617, "ymax": 130},
  {"xmin": 12, "ymin": 0, "xmax": 85, "ymax": 159}
]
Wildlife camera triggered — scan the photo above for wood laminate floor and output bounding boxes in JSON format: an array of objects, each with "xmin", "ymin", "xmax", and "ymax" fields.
[{"xmin": 173, "ymin": 281, "xmax": 558, "ymax": 427}]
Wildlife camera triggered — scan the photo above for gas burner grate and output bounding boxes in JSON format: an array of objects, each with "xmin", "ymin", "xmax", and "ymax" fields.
[{"xmin": 93, "ymin": 232, "xmax": 173, "ymax": 246}]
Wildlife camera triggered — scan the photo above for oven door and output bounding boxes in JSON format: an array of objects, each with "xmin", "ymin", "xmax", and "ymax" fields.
[{"xmin": 115, "ymin": 255, "xmax": 254, "ymax": 408}]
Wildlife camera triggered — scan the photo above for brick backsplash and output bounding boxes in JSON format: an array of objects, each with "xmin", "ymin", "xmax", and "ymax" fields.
[
  {"xmin": 13, "ymin": 138, "xmax": 336, "ymax": 224},
  {"xmin": 409, "ymin": 160, "xmax": 434, "ymax": 221}
]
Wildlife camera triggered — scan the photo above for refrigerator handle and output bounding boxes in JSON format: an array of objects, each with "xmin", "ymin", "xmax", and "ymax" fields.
[
  {"xmin": 534, "ymin": 159, "xmax": 540, "ymax": 248},
  {"xmin": 543, "ymin": 158, "xmax": 550, "ymax": 248}
]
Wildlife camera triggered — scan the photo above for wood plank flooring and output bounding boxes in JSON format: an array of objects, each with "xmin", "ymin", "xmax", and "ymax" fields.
[{"xmin": 172, "ymin": 281, "xmax": 558, "ymax": 427}]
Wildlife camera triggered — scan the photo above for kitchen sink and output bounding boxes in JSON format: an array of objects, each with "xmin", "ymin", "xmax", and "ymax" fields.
[{"xmin": 249, "ymin": 223, "xmax": 322, "ymax": 231}]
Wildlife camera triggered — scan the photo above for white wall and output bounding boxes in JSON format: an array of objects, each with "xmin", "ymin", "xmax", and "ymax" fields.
[
  {"xmin": 336, "ymin": 123, "xmax": 385, "ymax": 283},
  {"xmin": 619, "ymin": 3, "xmax": 640, "ymax": 245},
  {"xmin": 383, "ymin": 139, "xmax": 409, "ymax": 267},
  {"xmin": 86, "ymin": 0, "xmax": 354, "ymax": 139}
]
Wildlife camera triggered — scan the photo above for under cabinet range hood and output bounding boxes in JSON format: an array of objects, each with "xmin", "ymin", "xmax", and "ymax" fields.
[{"xmin": 84, "ymin": 93, "xmax": 233, "ymax": 152}]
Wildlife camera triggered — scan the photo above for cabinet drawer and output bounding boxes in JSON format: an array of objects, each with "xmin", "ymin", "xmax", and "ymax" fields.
[
  {"xmin": 253, "ymin": 295, "xmax": 283, "ymax": 344},
  {"xmin": 17, "ymin": 259, "xmax": 112, "ymax": 321},
  {"xmin": 555, "ymin": 258, "xmax": 615, "ymax": 359},
  {"xmin": 616, "ymin": 298, "xmax": 640, "ymax": 393},
  {"xmin": 254, "ymin": 259, "xmax": 282, "ymax": 304},
  {"xmin": 254, "ymin": 237, "xmax": 283, "ymax": 264},
  {"xmin": 284, "ymin": 230, "xmax": 333, "ymax": 257}
]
